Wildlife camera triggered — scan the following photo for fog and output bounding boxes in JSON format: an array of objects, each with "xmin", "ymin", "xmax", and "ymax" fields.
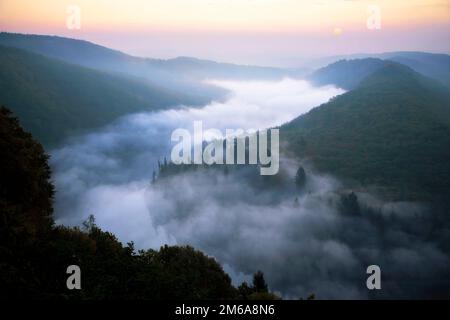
[
  {"xmin": 51, "ymin": 78, "xmax": 342, "ymax": 193},
  {"xmin": 161, "ymin": 78, "xmax": 344, "ymax": 131},
  {"xmin": 51, "ymin": 79, "xmax": 450, "ymax": 299}
]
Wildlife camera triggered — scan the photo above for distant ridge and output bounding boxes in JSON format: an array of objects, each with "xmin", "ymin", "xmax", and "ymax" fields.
[
  {"xmin": 308, "ymin": 58, "xmax": 388, "ymax": 89},
  {"xmin": 0, "ymin": 32, "xmax": 303, "ymax": 81},
  {"xmin": 308, "ymin": 51, "xmax": 450, "ymax": 88},
  {"xmin": 0, "ymin": 45, "xmax": 197, "ymax": 147}
]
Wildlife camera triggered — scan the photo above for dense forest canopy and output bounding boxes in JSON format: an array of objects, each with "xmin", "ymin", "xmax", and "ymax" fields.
[
  {"xmin": 283, "ymin": 63, "xmax": 450, "ymax": 201},
  {"xmin": 0, "ymin": 45, "xmax": 207, "ymax": 147}
]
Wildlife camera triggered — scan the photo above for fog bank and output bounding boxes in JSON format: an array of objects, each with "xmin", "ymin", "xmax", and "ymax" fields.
[{"xmin": 51, "ymin": 79, "xmax": 450, "ymax": 299}]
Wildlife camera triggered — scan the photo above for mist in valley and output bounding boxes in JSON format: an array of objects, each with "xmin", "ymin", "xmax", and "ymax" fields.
[{"xmin": 51, "ymin": 78, "xmax": 450, "ymax": 299}]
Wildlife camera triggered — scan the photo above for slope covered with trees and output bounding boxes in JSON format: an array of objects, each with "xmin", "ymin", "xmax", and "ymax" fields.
[
  {"xmin": 310, "ymin": 51, "xmax": 450, "ymax": 88},
  {"xmin": 308, "ymin": 58, "xmax": 389, "ymax": 90},
  {"xmin": 0, "ymin": 106, "xmax": 280, "ymax": 300},
  {"xmin": 283, "ymin": 63, "xmax": 450, "ymax": 200},
  {"xmin": 0, "ymin": 32, "xmax": 301, "ymax": 103},
  {"xmin": 0, "ymin": 33, "xmax": 293, "ymax": 81},
  {"xmin": 378, "ymin": 52, "xmax": 450, "ymax": 88},
  {"xmin": 0, "ymin": 45, "xmax": 198, "ymax": 147}
]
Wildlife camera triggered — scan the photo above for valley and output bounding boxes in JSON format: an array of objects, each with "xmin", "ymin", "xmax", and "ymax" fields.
[{"xmin": 1, "ymin": 32, "xmax": 450, "ymax": 300}]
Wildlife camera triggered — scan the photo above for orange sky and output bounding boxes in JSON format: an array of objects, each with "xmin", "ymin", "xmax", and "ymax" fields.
[{"xmin": 0, "ymin": 0, "xmax": 449, "ymax": 65}]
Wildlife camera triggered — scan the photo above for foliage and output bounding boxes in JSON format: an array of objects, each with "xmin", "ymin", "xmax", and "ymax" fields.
[
  {"xmin": 295, "ymin": 166, "xmax": 306, "ymax": 190},
  {"xmin": 253, "ymin": 270, "xmax": 268, "ymax": 293},
  {"xmin": 237, "ymin": 271, "xmax": 281, "ymax": 300},
  {"xmin": 0, "ymin": 106, "xmax": 281, "ymax": 300},
  {"xmin": 283, "ymin": 63, "xmax": 450, "ymax": 201},
  {"xmin": 309, "ymin": 53, "xmax": 450, "ymax": 89},
  {"xmin": 0, "ymin": 106, "xmax": 54, "ymax": 238},
  {"xmin": 339, "ymin": 192, "xmax": 360, "ymax": 217},
  {"xmin": 0, "ymin": 45, "xmax": 192, "ymax": 147},
  {"xmin": 309, "ymin": 58, "xmax": 388, "ymax": 90},
  {"xmin": 382, "ymin": 52, "xmax": 450, "ymax": 88}
]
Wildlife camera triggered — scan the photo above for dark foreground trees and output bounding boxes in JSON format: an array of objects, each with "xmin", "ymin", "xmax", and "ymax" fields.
[
  {"xmin": 237, "ymin": 271, "xmax": 281, "ymax": 300},
  {"xmin": 0, "ymin": 106, "xmax": 278, "ymax": 300}
]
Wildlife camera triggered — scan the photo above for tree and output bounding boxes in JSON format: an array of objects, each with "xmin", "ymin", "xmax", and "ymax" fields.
[
  {"xmin": 252, "ymin": 270, "xmax": 268, "ymax": 293},
  {"xmin": 152, "ymin": 170, "xmax": 157, "ymax": 184},
  {"xmin": 295, "ymin": 166, "xmax": 306, "ymax": 190},
  {"xmin": 142, "ymin": 245, "xmax": 237, "ymax": 299},
  {"xmin": 0, "ymin": 106, "xmax": 54, "ymax": 239},
  {"xmin": 0, "ymin": 106, "xmax": 55, "ymax": 298},
  {"xmin": 339, "ymin": 192, "xmax": 361, "ymax": 216},
  {"xmin": 82, "ymin": 214, "xmax": 97, "ymax": 232},
  {"xmin": 239, "ymin": 274, "xmax": 281, "ymax": 300},
  {"xmin": 237, "ymin": 282, "xmax": 253, "ymax": 299}
]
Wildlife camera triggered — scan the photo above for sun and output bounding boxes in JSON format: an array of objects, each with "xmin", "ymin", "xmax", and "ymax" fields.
[{"xmin": 333, "ymin": 27, "xmax": 343, "ymax": 36}]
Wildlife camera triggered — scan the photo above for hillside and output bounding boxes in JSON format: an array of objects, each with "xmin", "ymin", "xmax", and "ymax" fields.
[
  {"xmin": 309, "ymin": 52, "xmax": 450, "ymax": 88},
  {"xmin": 0, "ymin": 106, "xmax": 281, "ymax": 300},
  {"xmin": 0, "ymin": 106, "xmax": 241, "ymax": 299},
  {"xmin": 0, "ymin": 33, "xmax": 303, "ymax": 99},
  {"xmin": 283, "ymin": 63, "xmax": 450, "ymax": 200},
  {"xmin": 378, "ymin": 52, "xmax": 450, "ymax": 87},
  {"xmin": 146, "ymin": 56, "xmax": 305, "ymax": 80},
  {"xmin": 0, "ymin": 33, "xmax": 292, "ymax": 80},
  {"xmin": 308, "ymin": 58, "xmax": 388, "ymax": 89},
  {"xmin": 0, "ymin": 45, "xmax": 195, "ymax": 147}
]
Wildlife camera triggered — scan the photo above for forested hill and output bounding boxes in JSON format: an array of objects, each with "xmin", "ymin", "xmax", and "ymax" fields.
[
  {"xmin": 0, "ymin": 32, "xmax": 130, "ymax": 71},
  {"xmin": 378, "ymin": 52, "xmax": 450, "ymax": 88},
  {"xmin": 0, "ymin": 32, "xmax": 301, "ymax": 96},
  {"xmin": 0, "ymin": 45, "xmax": 195, "ymax": 147},
  {"xmin": 0, "ymin": 106, "xmax": 280, "ymax": 300},
  {"xmin": 309, "ymin": 53, "xmax": 450, "ymax": 90},
  {"xmin": 309, "ymin": 52, "xmax": 450, "ymax": 88},
  {"xmin": 308, "ymin": 58, "xmax": 388, "ymax": 90},
  {"xmin": 0, "ymin": 33, "xmax": 293, "ymax": 80},
  {"xmin": 0, "ymin": 32, "xmax": 229, "ymax": 117},
  {"xmin": 282, "ymin": 63, "xmax": 450, "ymax": 201}
]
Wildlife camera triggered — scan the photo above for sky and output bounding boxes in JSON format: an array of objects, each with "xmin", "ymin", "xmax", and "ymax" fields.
[{"xmin": 1, "ymin": 0, "xmax": 449, "ymax": 66}]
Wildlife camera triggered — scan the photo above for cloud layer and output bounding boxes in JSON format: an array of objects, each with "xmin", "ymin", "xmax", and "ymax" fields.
[{"xmin": 50, "ymin": 79, "xmax": 450, "ymax": 299}]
